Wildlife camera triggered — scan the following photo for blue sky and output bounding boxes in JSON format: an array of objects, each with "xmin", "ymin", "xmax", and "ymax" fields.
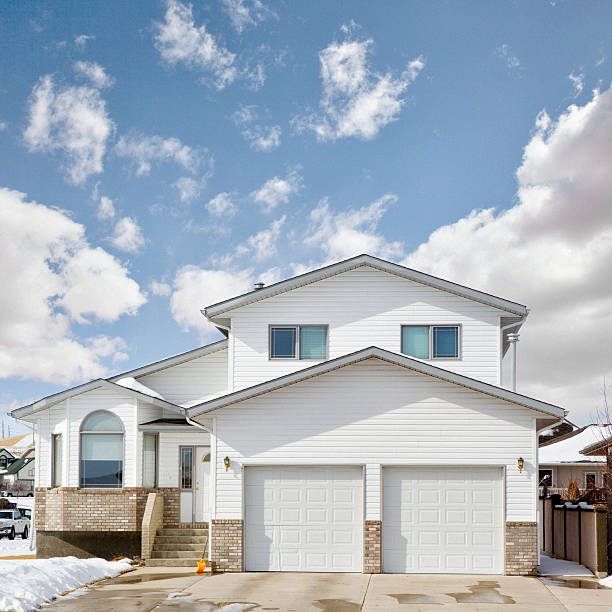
[{"xmin": 1, "ymin": 0, "xmax": 612, "ymax": 433}]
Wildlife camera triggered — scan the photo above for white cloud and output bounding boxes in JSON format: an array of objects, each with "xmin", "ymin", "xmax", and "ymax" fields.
[
  {"xmin": 236, "ymin": 215, "xmax": 286, "ymax": 261},
  {"xmin": 174, "ymin": 174, "xmax": 210, "ymax": 202},
  {"xmin": 569, "ymin": 72, "xmax": 584, "ymax": 97},
  {"xmin": 305, "ymin": 194, "xmax": 403, "ymax": 262},
  {"xmin": 111, "ymin": 217, "xmax": 145, "ymax": 253},
  {"xmin": 115, "ymin": 133, "xmax": 209, "ymax": 177},
  {"xmin": 231, "ymin": 104, "xmax": 281, "ymax": 151},
  {"xmin": 170, "ymin": 266, "xmax": 254, "ymax": 338},
  {"xmin": 221, "ymin": 0, "xmax": 276, "ymax": 33},
  {"xmin": 74, "ymin": 34, "xmax": 95, "ymax": 49},
  {"xmin": 293, "ymin": 28, "xmax": 424, "ymax": 141},
  {"xmin": 403, "ymin": 85, "xmax": 612, "ymax": 422},
  {"xmin": 496, "ymin": 44, "xmax": 520, "ymax": 70},
  {"xmin": 207, "ymin": 192, "xmax": 237, "ymax": 217},
  {"xmin": 74, "ymin": 61, "xmax": 115, "ymax": 89},
  {"xmin": 0, "ymin": 188, "xmax": 146, "ymax": 384},
  {"xmin": 251, "ymin": 169, "xmax": 302, "ymax": 213},
  {"xmin": 0, "ymin": 121, "xmax": 7, "ymax": 131},
  {"xmin": 154, "ymin": 0, "xmax": 237, "ymax": 90},
  {"xmin": 97, "ymin": 196, "xmax": 115, "ymax": 220},
  {"xmin": 23, "ymin": 74, "xmax": 113, "ymax": 184},
  {"xmin": 149, "ymin": 280, "xmax": 171, "ymax": 296}
]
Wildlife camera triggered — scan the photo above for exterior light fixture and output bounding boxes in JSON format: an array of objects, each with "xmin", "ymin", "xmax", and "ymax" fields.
[
  {"xmin": 224, "ymin": 456, "xmax": 230, "ymax": 472},
  {"xmin": 517, "ymin": 457, "xmax": 524, "ymax": 473}
]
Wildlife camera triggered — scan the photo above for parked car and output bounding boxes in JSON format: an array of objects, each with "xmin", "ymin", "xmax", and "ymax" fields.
[{"xmin": 0, "ymin": 508, "xmax": 29, "ymax": 540}]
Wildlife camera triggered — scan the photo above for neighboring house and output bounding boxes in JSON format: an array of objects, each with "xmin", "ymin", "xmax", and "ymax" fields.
[
  {"xmin": 0, "ymin": 434, "xmax": 36, "ymax": 494},
  {"xmin": 0, "ymin": 457, "xmax": 35, "ymax": 494},
  {"xmin": 538, "ymin": 425, "xmax": 607, "ymax": 491},
  {"xmin": 10, "ymin": 254, "xmax": 566, "ymax": 576}
]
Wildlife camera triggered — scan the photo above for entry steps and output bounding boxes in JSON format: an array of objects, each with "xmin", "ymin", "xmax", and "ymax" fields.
[{"xmin": 147, "ymin": 527, "xmax": 208, "ymax": 567}]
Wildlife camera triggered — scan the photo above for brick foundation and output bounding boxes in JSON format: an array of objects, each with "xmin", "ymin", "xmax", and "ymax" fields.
[
  {"xmin": 505, "ymin": 521, "xmax": 537, "ymax": 575},
  {"xmin": 211, "ymin": 519, "xmax": 243, "ymax": 572},
  {"xmin": 364, "ymin": 520, "xmax": 381, "ymax": 573}
]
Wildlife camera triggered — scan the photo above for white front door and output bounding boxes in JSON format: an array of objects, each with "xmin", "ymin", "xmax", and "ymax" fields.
[
  {"xmin": 179, "ymin": 446, "xmax": 210, "ymax": 523},
  {"xmin": 245, "ymin": 466, "xmax": 363, "ymax": 572},
  {"xmin": 383, "ymin": 467, "xmax": 504, "ymax": 574}
]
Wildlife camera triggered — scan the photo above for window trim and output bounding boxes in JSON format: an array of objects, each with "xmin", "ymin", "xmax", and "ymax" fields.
[
  {"xmin": 52, "ymin": 433, "xmax": 62, "ymax": 488},
  {"xmin": 268, "ymin": 324, "xmax": 329, "ymax": 361},
  {"xmin": 400, "ymin": 324, "xmax": 462, "ymax": 360},
  {"xmin": 585, "ymin": 471, "xmax": 597, "ymax": 488},
  {"xmin": 79, "ymin": 410, "xmax": 125, "ymax": 490},
  {"xmin": 142, "ymin": 432, "xmax": 158, "ymax": 489}
]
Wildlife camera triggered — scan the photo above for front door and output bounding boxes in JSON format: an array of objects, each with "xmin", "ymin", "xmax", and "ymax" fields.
[{"xmin": 179, "ymin": 446, "xmax": 210, "ymax": 523}]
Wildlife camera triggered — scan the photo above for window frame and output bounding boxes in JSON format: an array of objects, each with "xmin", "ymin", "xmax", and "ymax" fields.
[
  {"xmin": 268, "ymin": 324, "xmax": 329, "ymax": 361},
  {"xmin": 142, "ymin": 433, "xmax": 158, "ymax": 489},
  {"xmin": 539, "ymin": 468, "xmax": 553, "ymax": 487},
  {"xmin": 585, "ymin": 472, "xmax": 597, "ymax": 488},
  {"xmin": 400, "ymin": 324, "xmax": 462, "ymax": 360},
  {"xmin": 79, "ymin": 410, "xmax": 125, "ymax": 490},
  {"xmin": 52, "ymin": 433, "xmax": 62, "ymax": 488}
]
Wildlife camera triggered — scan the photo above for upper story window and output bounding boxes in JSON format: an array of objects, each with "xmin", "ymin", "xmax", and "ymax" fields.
[
  {"xmin": 401, "ymin": 325, "xmax": 460, "ymax": 359},
  {"xmin": 270, "ymin": 325, "xmax": 328, "ymax": 360},
  {"xmin": 80, "ymin": 410, "xmax": 124, "ymax": 489}
]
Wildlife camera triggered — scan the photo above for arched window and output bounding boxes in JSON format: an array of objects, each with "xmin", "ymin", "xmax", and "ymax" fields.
[{"xmin": 80, "ymin": 411, "xmax": 124, "ymax": 488}]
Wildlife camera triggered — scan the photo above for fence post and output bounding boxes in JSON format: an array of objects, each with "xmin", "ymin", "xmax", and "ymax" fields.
[
  {"xmin": 550, "ymin": 493, "xmax": 561, "ymax": 556},
  {"xmin": 578, "ymin": 504, "xmax": 582, "ymax": 565},
  {"xmin": 564, "ymin": 504, "xmax": 567, "ymax": 559},
  {"xmin": 542, "ymin": 496, "xmax": 546, "ymax": 552}
]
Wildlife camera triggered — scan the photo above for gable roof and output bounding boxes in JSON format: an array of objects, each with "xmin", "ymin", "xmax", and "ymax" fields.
[
  {"xmin": 0, "ymin": 434, "xmax": 32, "ymax": 451},
  {"xmin": 108, "ymin": 339, "xmax": 227, "ymax": 381},
  {"xmin": 1, "ymin": 456, "xmax": 34, "ymax": 476},
  {"xmin": 580, "ymin": 428, "xmax": 612, "ymax": 456},
  {"xmin": 203, "ymin": 254, "xmax": 528, "ymax": 324},
  {"xmin": 10, "ymin": 379, "xmax": 183, "ymax": 421},
  {"xmin": 187, "ymin": 345, "xmax": 565, "ymax": 420},
  {"xmin": 539, "ymin": 424, "xmax": 607, "ymax": 464}
]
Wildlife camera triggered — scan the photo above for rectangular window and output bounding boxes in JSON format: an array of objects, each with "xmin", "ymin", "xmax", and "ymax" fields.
[
  {"xmin": 143, "ymin": 433, "xmax": 157, "ymax": 489},
  {"xmin": 80, "ymin": 434, "xmax": 123, "ymax": 488},
  {"xmin": 181, "ymin": 447, "xmax": 193, "ymax": 489},
  {"xmin": 401, "ymin": 325, "xmax": 460, "ymax": 359},
  {"xmin": 539, "ymin": 469, "xmax": 553, "ymax": 486},
  {"xmin": 585, "ymin": 472, "xmax": 596, "ymax": 488},
  {"xmin": 270, "ymin": 325, "xmax": 328, "ymax": 360},
  {"xmin": 52, "ymin": 434, "xmax": 62, "ymax": 488}
]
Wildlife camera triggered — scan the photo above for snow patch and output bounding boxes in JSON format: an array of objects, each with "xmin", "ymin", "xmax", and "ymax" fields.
[
  {"xmin": 0, "ymin": 534, "xmax": 35, "ymax": 557},
  {"xmin": 0, "ymin": 556, "xmax": 131, "ymax": 611}
]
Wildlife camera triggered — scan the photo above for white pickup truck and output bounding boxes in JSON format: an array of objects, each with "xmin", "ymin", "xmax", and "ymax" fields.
[{"xmin": 0, "ymin": 507, "xmax": 30, "ymax": 540}]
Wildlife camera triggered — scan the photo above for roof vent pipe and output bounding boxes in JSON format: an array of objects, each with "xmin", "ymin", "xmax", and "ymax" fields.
[{"xmin": 253, "ymin": 282, "xmax": 265, "ymax": 291}]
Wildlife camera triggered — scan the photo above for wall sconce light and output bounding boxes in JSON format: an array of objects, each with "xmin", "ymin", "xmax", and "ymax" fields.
[
  {"xmin": 224, "ymin": 456, "xmax": 230, "ymax": 472},
  {"xmin": 517, "ymin": 457, "xmax": 524, "ymax": 473}
]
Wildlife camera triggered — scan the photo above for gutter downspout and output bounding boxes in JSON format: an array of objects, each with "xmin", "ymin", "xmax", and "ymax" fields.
[{"xmin": 500, "ymin": 319, "xmax": 525, "ymax": 390}]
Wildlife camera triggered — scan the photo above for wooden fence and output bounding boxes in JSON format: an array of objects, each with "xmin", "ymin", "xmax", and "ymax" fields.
[{"xmin": 539, "ymin": 496, "xmax": 608, "ymax": 577}]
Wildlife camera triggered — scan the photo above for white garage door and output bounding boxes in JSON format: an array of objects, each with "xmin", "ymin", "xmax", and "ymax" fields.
[
  {"xmin": 383, "ymin": 467, "xmax": 504, "ymax": 574},
  {"xmin": 245, "ymin": 466, "xmax": 362, "ymax": 572}
]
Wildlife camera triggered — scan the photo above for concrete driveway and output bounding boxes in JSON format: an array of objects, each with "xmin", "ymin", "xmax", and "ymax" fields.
[{"xmin": 44, "ymin": 568, "xmax": 612, "ymax": 611}]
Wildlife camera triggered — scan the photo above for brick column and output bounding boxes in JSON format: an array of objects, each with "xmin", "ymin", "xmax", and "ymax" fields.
[
  {"xmin": 211, "ymin": 519, "xmax": 243, "ymax": 572},
  {"xmin": 363, "ymin": 520, "xmax": 381, "ymax": 573},
  {"xmin": 505, "ymin": 521, "xmax": 537, "ymax": 575}
]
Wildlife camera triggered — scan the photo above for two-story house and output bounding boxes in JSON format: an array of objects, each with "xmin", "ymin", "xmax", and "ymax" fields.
[{"xmin": 10, "ymin": 254, "xmax": 565, "ymax": 575}]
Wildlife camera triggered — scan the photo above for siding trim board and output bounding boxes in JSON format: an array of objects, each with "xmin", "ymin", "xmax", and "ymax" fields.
[
  {"xmin": 188, "ymin": 347, "xmax": 565, "ymax": 420},
  {"xmin": 204, "ymin": 254, "xmax": 528, "ymax": 320}
]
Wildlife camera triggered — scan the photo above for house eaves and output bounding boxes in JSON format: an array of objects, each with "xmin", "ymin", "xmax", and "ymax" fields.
[
  {"xmin": 187, "ymin": 346, "xmax": 565, "ymax": 419},
  {"xmin": 108, "ymin": 339, "xmax": 228, "ymax": 381},
  {"xmin": 580, "ymin": 437, "xmax": 612, "ymax": 456},
  {"xmin": 10, "ymin": 379, "xmax": 183, "ymax": 421},
  {"xmin": 203, "ymin": 254, "xmax": 528, "ymax": 324},
  {"xmin": 2, "ymin": 457, "xmax": 34, "ymax": 475}
]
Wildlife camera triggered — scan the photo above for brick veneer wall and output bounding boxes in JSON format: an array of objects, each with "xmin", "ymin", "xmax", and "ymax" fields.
[
  {"xmin": 211, "ymin": 519, "xmax": 243, "ymax": 572},
  {"xmin": 505, "ymin": 521, "xmax": 537, "ymax": 575},
  {"xmin": 162, "ymin": 487, "xmax": 180, "ymax": 527},
  {"xmin": 364, "ymin": 520, "xmax": 381, "ymax": 573}
]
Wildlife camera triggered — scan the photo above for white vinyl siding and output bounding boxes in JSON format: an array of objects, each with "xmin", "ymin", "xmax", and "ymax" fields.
[
  {"xmin": 228, "ymin": 266, "xmax": 503, "ymax": 391},
  {"xmin": 157, "ymin": 431, "xmax": 211, "ymax": 488},
  {"xmin": 214, "ymin": 359, "xmax": 536, "ymax": 523},
  {"xmin": 138, "ymin": 347, "xmax": 228, "ymax": 407}
]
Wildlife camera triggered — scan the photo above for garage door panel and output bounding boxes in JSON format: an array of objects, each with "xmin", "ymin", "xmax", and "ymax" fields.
[
  {"xmin": 383, "ymin": 467, "xmax": 503, "ymax": 574},
  {"xmin": 245, "ymin": 466, "xmax": 362, "ymax": 572}
]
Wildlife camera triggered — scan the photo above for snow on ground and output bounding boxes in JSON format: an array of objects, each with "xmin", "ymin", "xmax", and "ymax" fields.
[
  {"xmin": 0, "ymin": 535, "xmax": 35, "ymax": 557},
  {"xmin": 538, "ymin": 552, "xmax": 593, "ymax": 576},
  {"xmin": 0, "ymin": 557, "xmax": 132, "ymax": 612},
  {"xmin": 600, "ymin": 575, "xmax": 612, "ymax": 588}
]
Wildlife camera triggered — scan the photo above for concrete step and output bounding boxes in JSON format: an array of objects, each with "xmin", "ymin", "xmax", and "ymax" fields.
[
  {"xmin": 151, "ymin": 550, "xmax": 204, "ymax": 559},
  {"xmin": 154, "ymin": 542, "xmax": 205, "ymax": 551},
  {"xmin": 157, "ymin": 528, "xmax": 208, "ymax": 537},
  {"xmin": 146, "ymin": 558, "xmax": 202, "ymax": 567},
  {"xmin": 154, "ymin": 535, "xmax": 208, "ymax": 544}
]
